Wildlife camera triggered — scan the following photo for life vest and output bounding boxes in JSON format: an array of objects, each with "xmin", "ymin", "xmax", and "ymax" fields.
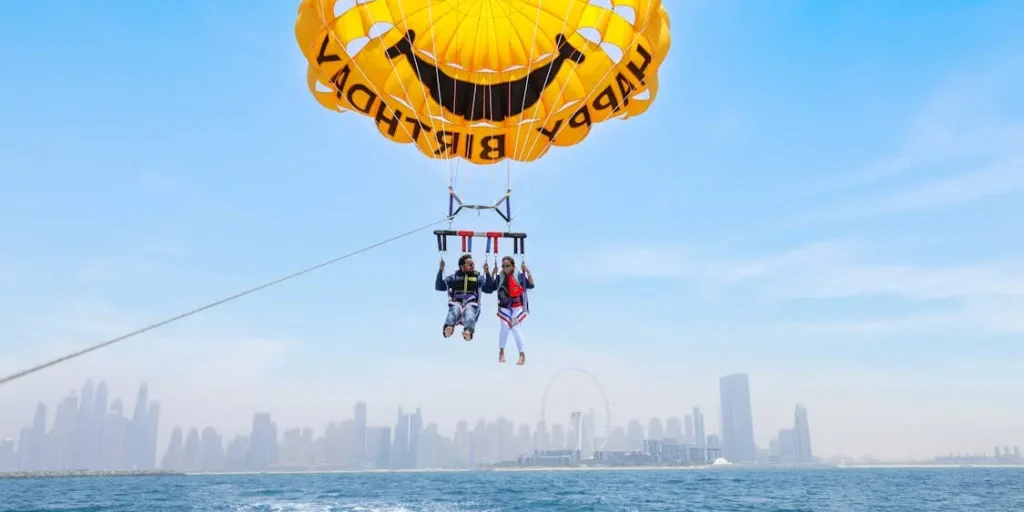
[
  {"xmin": 496, "ymin": 272, "xmax": 525, "ymax": 308},
  {"xmin": 447, "ymin": 270, "xmax": 480, "ymax": 304}
]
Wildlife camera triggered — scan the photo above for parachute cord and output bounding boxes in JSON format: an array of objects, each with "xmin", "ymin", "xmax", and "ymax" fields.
[
  {"xmin": 506, "ymin": 160, "xmax": 514, "ymax": 237},
  {"xmin": 517, "ymin": 0, "xmax": 590, "ymax": 159},
  {"xmin": 0, "ymin": 216, "xmax": 452, "ymax": 389},
  {"xmin": 505, "ymin": 0, "xmax": 580, "ymax": 221},
  {"xmin": 454, "ymin": 32, "xmax": 483, "ymax": 192},
  {"xmin": 511, "ymin": 5, "xmax": 661, "ymax": 222},
  {"xmin": 330, "ymin": 0, "xmax": 451, "ymax": 194},
  {"xmin": 388, "ymin": 0, "xmax": 459, "ymax": 199},
  {"xmin": 310, "ymin": 3, "xmax": 449, "ymax": 200},
  {"xmin": 448, "ymin": 0, "xmax": 471, "ymax": 191},
  {"xmin": 509, "ymin": 0, "xmax": 550, "ymax": 161}
]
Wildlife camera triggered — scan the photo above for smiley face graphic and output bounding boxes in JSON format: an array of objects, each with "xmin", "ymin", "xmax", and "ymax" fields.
[
  {"xmin": 296, "ymin": 0, "xmax": 672, "ymax": 164},
  {"xmin": 384, "ymin": 29, "xmax": 585, "ymax": 123}
]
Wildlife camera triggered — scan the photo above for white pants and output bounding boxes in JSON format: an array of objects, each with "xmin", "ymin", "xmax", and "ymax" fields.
[{"xmin": 497, "ymin": 306, "xmax": 527, "ymax": 353}]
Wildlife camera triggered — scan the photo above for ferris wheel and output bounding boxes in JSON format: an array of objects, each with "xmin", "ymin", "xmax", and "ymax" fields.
[{"xmin": 539, "ymin": 367, "xmax": 612, "ymax": 455}]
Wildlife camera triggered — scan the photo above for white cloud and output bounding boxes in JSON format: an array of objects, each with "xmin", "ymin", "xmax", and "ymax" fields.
[
  {"xmin": 776, "ymin": 302, "xmax": 1024, "ymax": 337},
  {"xmin": 576, "ymin": 240, "xmax": 860, "ymax": 285},
  {"xmin": 830, "ymin": 156, "xmax": 1024, "ymax": 220},
  {"xmin": 751, "ymin": 59, "xmax": 1024, "ymax": 237},
  {"xmin": 856, "ymin": 70, "xmax": 1024, "ymax": 183},
  {"xmin": 748, "ymin": 249, "xmax": 1024, "ymax": 302},
  {"xmin": 582, "ymin": 238, "xmax": 1024, "ymax": 297},
  {"xmin": 576, "ymin": 238, "xmax": 1024, "ymax": 336}
]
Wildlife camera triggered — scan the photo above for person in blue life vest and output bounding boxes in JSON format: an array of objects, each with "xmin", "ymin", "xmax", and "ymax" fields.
[
  {"xmin": 436, "ymin": 253, "xmax": 492, "ymax": 341},
  {"xmin": 482, "ymin": 255, "xmax": 534, "ymax": 365}
]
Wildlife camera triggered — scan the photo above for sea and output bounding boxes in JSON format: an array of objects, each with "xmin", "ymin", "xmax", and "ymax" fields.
[{"xmin": 2, "ymin": 468, "xmax": 1023, "ymax": 512}]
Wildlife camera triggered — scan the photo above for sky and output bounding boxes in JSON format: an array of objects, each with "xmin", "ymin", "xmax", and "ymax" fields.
[{"xmin": 1, "ymin": 0, "xmax": 1023, "ymax": 462}]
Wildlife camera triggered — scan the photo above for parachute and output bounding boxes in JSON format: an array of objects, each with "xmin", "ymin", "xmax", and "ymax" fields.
[
  {"xmin": 294, "ymin": 0, "xmax": 671, "ymax": 259},
  {"xmin": 295, "ymin": 0, "xmax": 671, "ymax": 164}
]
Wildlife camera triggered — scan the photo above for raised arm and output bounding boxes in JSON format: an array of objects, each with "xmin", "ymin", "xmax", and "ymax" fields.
[
  {"xmin": 522, "ymin": 264, "xmax": 535, "ymax": 289},
  {"xmin": 435, "ymin": 268, "xmax": 449, "ymax": 291},
  {"xmin": 481, "ymin": 271, "xmax": 496, "ymax": 293}
]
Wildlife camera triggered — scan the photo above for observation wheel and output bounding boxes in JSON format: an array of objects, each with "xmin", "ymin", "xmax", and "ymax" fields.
[{"xmin": 539, "ymin": 367, "xmax": 612, "ymax": 455}]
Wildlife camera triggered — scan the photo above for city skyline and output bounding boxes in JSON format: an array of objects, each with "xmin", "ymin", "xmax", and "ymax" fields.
[
  {"xmin": 2, "ymin": 373, "xmax": 803, "ymax": 471},
  {"xmin": 4, "ymin": 341, "xmax": 1023, "ymax": 462},
  {"xmin": 3, "ymin": 372, "xmax": 1022, "ymax": 472}
]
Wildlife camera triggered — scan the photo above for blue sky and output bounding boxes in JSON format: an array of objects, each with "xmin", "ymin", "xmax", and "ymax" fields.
[{"xmin": 1, "ymin": 0, "xmax": 1023, "ymax": 459}]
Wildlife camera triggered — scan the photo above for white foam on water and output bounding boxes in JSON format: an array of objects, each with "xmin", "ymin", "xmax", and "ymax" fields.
[
  {"xmin": 236, "ymin": 500, "xmax": 487, "ymax": 512},
  {"xmin": 236, "ymin": 501, "xmax": 334, "ymax": 512}
]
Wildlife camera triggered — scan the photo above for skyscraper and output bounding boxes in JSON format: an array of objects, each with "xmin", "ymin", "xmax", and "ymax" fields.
[
  {"xmin": 367, "ymin": 426, "xmax": 392, "ymax": 469},
  {"xmin": 683, "ymin": 413, "xmax": 694, "ymax": 444},
  {"xmin": 75, "ymin": 379, "xmax": 95, "ymax": 469},
  {"xmin": 162, "ymin": 427, "xmax": 184, "ymax": 470},
  {"xmin": 647, "ymin": 417, "xmax": 664, "ymax": 441},
  {"xmin": 200, "ymin": 427, "xmax": 225, "ymax": 471},
  {"xmin": 91, "ymin": 381, "xmax": 109, "ymax": 469},
  {"xmin": 626, "ymin": 419, "xmax": 644, "ymax": 451},
  {"xmin": 792, "ymin": 404, "xmax": 812, "ymax": 463},
  {"xmin": 103, "ymin": 400, "xmax": 127, "ymax": 469},
  {"xmin": 183, "ymin": 428, "xmax": 201, "ymax": 470},
  {"xmin": 28, "ymin": 403, "xmax": 47, "ymax": 470},
  {"xmin": 353, "ymin": 401, "xmax": 367, "ymax": 464},
  {"xmin": 719, "ymin": 373, "xmax": 756, "ymax": 462},
  {"xmin": 665, "ymin": 417, "xmax": 683, "ymax": 442},
  {"xmin": 50, "ymin": 392, "xmax": 79, "ymax": 469},
  {"xmin": 583, "ymin": 408, "xmax": 596, "ymax": 458},
  {"xmin": 129, "ymin": 383, "xmax": 149, "ymax": 469},
  {"xmin": 777, "ymin": 428, "xmax": 795, "ymax": 462},
  {"xmin": 569, "ymin": 412, "xmax": 583, "ymax": 452},
  {"xmin": 455, "ymin": 420, "xmax": 471, "ymax": 464},
  {"xmin": 409, "ymin": 407, "xmax": 422, "ymax": 468},
  {"xmin": 143, "ymin": 401, "xmax": 161, "ymax": 469},
  {"xmin": 692, "ymin": 406, "xmax": 706, "ymax": 448},
  {"xmin": 392, "ymin": 408, "xmax": 410, "ymax": 468},
  {"xmin": 248, "ymin": 412, "xmax": 277, "ymax": 471}
]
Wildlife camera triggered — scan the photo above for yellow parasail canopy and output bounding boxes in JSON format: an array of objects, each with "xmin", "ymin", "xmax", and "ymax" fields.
[{"xmin": 295, "ymin": 0, "xmax": 671, "ymax": 165}]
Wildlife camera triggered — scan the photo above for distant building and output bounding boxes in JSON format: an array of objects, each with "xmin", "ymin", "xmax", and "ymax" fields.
[
  {"xmin": 692, "ymin": 407, "xmax": 706, "ymax": 449},
  {"xmin": 353, "ymin": 401, "xmax": 367, "ymax": 466},
  {"xmin": 793, "ymin": 404, "xmax": 812, "ymax": 463},
  {"xmin": 366, "ymin": 426, "xmax": 391, "ymax": 469},
  {"xmin": 719, "ymin": 373, "xmax": 756, "ymax": 462},
  {"xmin": 248, "ymin": 412, "xmax": 277, "ymax": 470}
]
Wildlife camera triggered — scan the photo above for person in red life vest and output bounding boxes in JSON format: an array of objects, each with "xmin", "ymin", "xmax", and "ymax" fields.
[
  {"xmin": 482, "ymin": 255, "xmax": 534, "ymax": 365},
  {"xmin": 436, "ymin": 254, "xmax": 493, "ymax": 341}
]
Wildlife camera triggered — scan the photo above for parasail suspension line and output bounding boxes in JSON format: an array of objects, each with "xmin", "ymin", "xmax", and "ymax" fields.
[{"xmin": 0, "ymin": 215, "xmax": 453, "ymax": 389}]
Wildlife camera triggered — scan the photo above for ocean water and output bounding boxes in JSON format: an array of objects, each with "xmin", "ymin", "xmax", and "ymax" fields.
[{"xmin": 2, "ymin": 468, "xmax": 1023, "ymax": 512}]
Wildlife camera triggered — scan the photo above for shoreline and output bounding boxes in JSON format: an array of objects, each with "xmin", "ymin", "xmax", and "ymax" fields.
[
  {"xmin": 5, "ymin": 464, "xmax": 1024, "ymax": 479},
  {"xmin": 169, "ymin": 464, "xmax": 1024, "ymax": 476},
  {"xmin": 0, "ymin": 469, "xmax": 183, "ymax": 479}
]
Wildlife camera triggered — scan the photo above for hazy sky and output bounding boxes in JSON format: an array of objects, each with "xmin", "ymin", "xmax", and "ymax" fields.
[{"xmin": 2, "ymin": 0, "xmax": 1023, "ymax": 462}]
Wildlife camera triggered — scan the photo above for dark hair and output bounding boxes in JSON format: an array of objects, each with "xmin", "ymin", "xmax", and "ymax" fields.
[
  {"xmin": 501, "ymin": 256, "xmax": 516, "ymax": 269},
  {"xmin": 458, "ymin": 253, "xmax": 473, "ymax": 267}
]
